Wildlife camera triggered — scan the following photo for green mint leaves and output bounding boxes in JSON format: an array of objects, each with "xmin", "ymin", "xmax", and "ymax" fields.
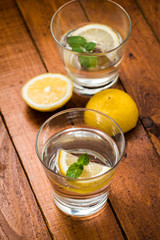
[
  {"xmin": 67, "ymin": 36, "xmax": 97, "ymax": 69},
  {"xmin": 79, "ymin": 55, "xmax": 98, "ymax": 69},
  {"xmin": 68, "ymin": 36, "xmax": 87, "ymax": 48},
  {"xmin": 66, "ymin": 162, "xmax": 84, "ymax": 178},
  {"xmin": 66, "ymin": 153, "xmax": 89, "ymax": 178},
  {"xmin": 85, "ymin": 42, "xmax": 96, "ymax": 51},
  {"xmin": 77, "ymin": 153, "xmax": 90, "ymax": 165}
]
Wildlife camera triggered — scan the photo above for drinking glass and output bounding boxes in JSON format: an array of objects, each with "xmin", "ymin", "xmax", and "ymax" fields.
[
  {"xmin": 35, "ymin": 108, "xmax": 125, "ymax": 217},
  {"xmin": 50, "ymin": 0, "xmax": 131, "ymax": 96}
]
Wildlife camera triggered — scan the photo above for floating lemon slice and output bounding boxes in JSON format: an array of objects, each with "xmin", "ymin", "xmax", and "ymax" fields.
[
  {"xmin": 58, "ymin": 149, "xmax": 114, "ymax": 194},
  {"xmin": 58, "ymin": 149, "xmax": 109, "ymax": 177},
  {"xmin": 21, "ymin": 73, "xmax": 73, "ymax": 112},
  {"xmin": 63, "ymin": 23, "xmax": 121, "ymax": 69},
  {"xmin": 72, "ymin": 23, "xmax": 120, "ymax": 53}
]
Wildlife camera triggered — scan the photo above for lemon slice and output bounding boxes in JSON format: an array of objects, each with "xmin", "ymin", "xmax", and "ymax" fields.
[
  {"xmin": 58, "ymin": 149, "xmax": 114, "ymax": 194},
  {"xmin": 72, "ymin": 23, "xmax": 121, "ymax": 54},
  {"xmin": 21, "ymin": 73, "xmax": 73, "ymax": 112},
  {"xmin": 58, "ymin": 149, "xmax": 109, "ymax": 177}
]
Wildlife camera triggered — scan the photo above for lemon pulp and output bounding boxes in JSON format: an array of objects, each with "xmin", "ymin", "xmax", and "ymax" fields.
[{"xmin": 21, "ymin": 73, "xmax": 73, "ymax": 112}]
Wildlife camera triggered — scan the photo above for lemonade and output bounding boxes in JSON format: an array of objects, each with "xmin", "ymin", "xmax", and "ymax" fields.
[
  {"xmin": 60, "ymin": 23, "xmax": 123, "ymax": 95},
  {"xmin": 36, "ymin": 109, "xmax": 125, "ymax": 217},
  {"xmin": 42, "ymin": 127, "xmax": 118, "ymax": 193},
  {"xmin": 50, "ymin": 0, "xmax": 131, "ymax": 96},
  {"xmin": 42, "ymin": 127, "xmax": 118, "ymax": 216}
]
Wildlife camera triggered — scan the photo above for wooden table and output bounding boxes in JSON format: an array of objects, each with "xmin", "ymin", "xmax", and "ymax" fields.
[{"xmin": 0, "ymin": 0, "xmax": 160, "ymax": 239}]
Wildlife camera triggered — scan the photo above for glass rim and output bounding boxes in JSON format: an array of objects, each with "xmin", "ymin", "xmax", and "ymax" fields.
[
  {"xmin": 35, "ymin": 108, "xmax": 125, "ymax": 181},
  {"xmin": 50, "ymin": 0, "xmax": 132, "ymax": 56}
]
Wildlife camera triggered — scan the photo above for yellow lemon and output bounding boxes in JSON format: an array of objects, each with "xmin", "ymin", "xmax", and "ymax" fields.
[
  {"xmin": 86, "ymin": 89, "xmax": 139, "ymax": 133},
  {"xmin": 58, "ymin": 149, "xmax": 114, "ymax": 194},
  {"xmin": 21, "ymin": 73, "xmax": 73, "ymax": 112}
]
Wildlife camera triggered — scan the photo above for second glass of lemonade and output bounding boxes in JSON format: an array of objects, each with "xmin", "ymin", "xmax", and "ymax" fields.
[
  {"xmin": 50, "ymin": 0, "xmax": 131, "ymax": 96},
  {"xmin": 35, "ymin": 108, "xmax": 125, "ymax": 217}
]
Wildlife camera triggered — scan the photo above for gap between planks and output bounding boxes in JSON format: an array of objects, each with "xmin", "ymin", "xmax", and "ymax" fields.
[{"xmin": 134, "ymin": 0, "xmax": 160, "ymax": 43}]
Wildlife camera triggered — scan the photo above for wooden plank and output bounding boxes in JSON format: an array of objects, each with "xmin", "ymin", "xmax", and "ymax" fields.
[
  {"xmin": 77, "ymin": 1, "xmax": 160, "ymax": 238},
  {"xmin": 136, "ymin": 0, "xmax": 160, "ymax": 40},
  {"xmin": 16, "ymin": 0, "xmax": 160, "ymax": 155},
  {"xmin": 80, "ymin": 0, "xmax": 160, "ymax": 154},
  {"xmin": 110, "ymin": 123, "xmax": 160, "ymax": 240},
  {"xmin": 0, "ymin": 0, "xmax": 124, "ymax": 239},
  {"xmin": 117, "ymin": 0, "xmax": 160, "ymax": 154},
  {"xmin": 14, "ymin": 0, "xmax": 160, "ymax": 239},
  {"xmin": 0, "ymin": 116, "xmax": 51, "ymax": 239}
]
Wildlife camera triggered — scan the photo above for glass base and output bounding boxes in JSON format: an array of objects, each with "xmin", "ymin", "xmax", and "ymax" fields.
[
  {"xmin": 53, "ymin": 192, "xmax": 109, "ymax": 217},
  {"xmin": 67, "ymin": 71, "xmax": 119, "ymax": 96},
  {"xmin": 73, "ymin": 77, "xmax": 118, "ymax": 96}
]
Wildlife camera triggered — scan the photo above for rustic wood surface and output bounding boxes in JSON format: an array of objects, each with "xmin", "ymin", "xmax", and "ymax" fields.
[
  {"xmin": 0, "ymin": 0, "xmax": 160, "ymax": 239},
  {"xmin": 0, "ymin": 117, "xmax": 51, "ymax": 239}
]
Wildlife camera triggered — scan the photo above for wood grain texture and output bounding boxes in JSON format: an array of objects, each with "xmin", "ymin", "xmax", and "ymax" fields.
[
  {"xmin": 80, "ymin": 0, "xmax": 160, "ymax": 152},
  {"xmin": 0, "ymin": 117, "xmax": 51, "ymax": 239},
  {"xmin": 0, "ymin": 0, "xmax": 124, "ymax": 239},
  {"xmin": 116, "ymin": 0, "xmax": 160, "ymax": 156},
  {"xmin": 16, "ymin": 0, "xmax": 160, "ymax": 156},
  {"xmin": 7, "ymin": 0, "xmax": 160, "ymax": 239},
  {"xmin": 136, "ymin": 0, "xmax": 160, "ymax": 40},
  {"xmin": 79, "ymin": 0, "xmax": 160, "ymax": 238},
  {"xmin": 0, "ymin": 0, "xmax": 160, "ymax": 239},
  {"xmin": 110, "ymin": 123, "xmax": 160, "ymax": 239}
]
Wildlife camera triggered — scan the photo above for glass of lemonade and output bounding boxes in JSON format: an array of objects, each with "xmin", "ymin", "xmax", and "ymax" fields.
[
  {"xmin": 50, "ymin": 0, "xmax": 131, "ymax": 96},
  {"xmin": 35, "ymin": 108, "xmax": 125, "ymax": 217}
]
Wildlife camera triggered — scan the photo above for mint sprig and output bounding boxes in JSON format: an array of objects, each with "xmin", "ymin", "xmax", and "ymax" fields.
[
  {"xmin": 66, "ymin": 153, "xmax": 89, "ymax": 178},
  {"xmin": 67, "ymin": 36, "xmax": 97, "ymax": 69}
]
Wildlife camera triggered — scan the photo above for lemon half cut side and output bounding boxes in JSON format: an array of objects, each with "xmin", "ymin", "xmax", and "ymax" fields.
[{"xmin": 21, "ymin": 73, "xmax": 73, "ymax": 112}]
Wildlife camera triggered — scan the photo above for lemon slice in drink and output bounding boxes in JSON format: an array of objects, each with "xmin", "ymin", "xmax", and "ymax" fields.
[
  {"xmin": 72, "ymin": 23, "xmax": 121, "ymax": 56},
  {"xmin": 58, "ymin": 149, "xmax": 114, "ymax": 194},
  {"xmin": 21, "ymin": 73, "xmax": 73, "ymax": 112}
]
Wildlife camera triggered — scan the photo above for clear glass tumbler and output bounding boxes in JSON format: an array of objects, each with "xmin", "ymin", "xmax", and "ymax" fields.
[
  {"xmin": 35, "ymin": 108, "xmax": 125, "ymax": 217},
  {"xmin": 50, "ymin": 0, "xmax": 131, "ymax": 96}
]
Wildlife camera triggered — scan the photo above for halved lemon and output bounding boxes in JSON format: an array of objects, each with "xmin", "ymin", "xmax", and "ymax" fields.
[
  {"xmin": 21, "ymin": 73, "xmax": 73, "ymax": 112},
  {"xmin": 72, "ymin": 23, "xmax": 121, "ymax": 54},
  {"xmin": 58, "ymin": 149, "xmax": 115, "ymax": 194}
]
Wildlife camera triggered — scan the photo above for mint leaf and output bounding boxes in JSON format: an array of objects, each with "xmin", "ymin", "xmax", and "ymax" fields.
[
  {"xmin": 79, "ymin": 55, "xmax": 98, "ymax": 69},
  {"xmin": 67, "ymin": 35, "xmax": 98, "ymax": 69},
  {"xmin": 77, "ymin": 153, "xmax": 89, "ymax": 166},
  {"xmin": 72, "ymin": 46, "xmax": 85, "ymax": 53},
  {"xmin": 66, "ymin": 162, "xmax": 83, "ymax": 178},
  {"xmin": 66, "ymin": 153, "xmax": 90, "ymax": 178},
  {"xmin": 68, "ymin": 36, "xmax": 87, "ymax": 48},
  {"xmin": 84, "ymin": 42, "xmax": 96, "ymax": 51}
]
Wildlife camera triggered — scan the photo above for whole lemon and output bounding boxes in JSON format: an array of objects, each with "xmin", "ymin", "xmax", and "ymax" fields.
[{"xmin": 86, "ymin": 89, "xmax": 139, "ymax": 133}]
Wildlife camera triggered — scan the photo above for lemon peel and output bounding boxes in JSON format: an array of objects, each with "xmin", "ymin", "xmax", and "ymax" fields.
[{"xmin": 86, "ymin": 89, "xmax": 139, "ymax": 133}]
